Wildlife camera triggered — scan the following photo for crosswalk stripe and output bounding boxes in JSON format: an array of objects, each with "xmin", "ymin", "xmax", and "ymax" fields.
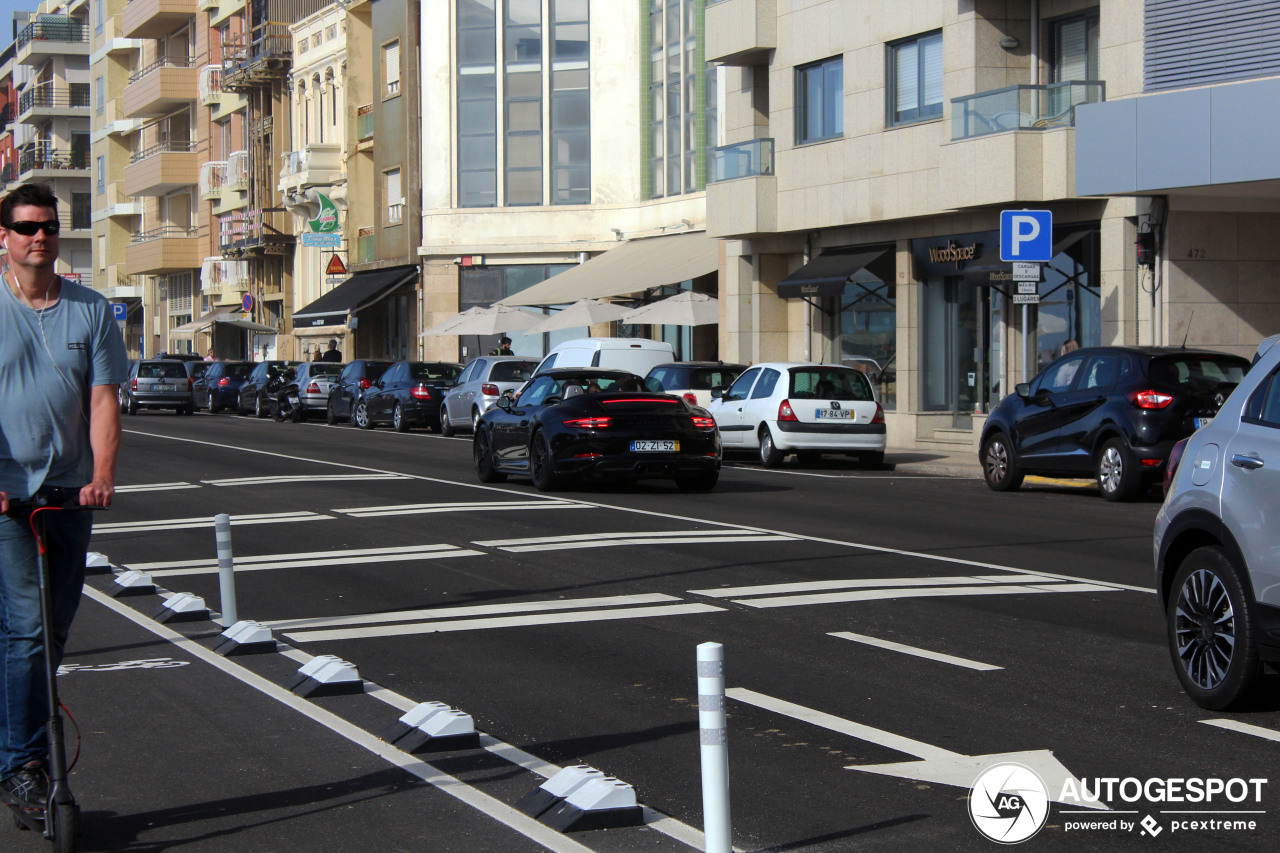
[
  {"xmin": 735, "ymin": 582, "xmax": 1117, "ymax": 608},
  {"xmin": 476, "ymin": 528, "xmax": 797, "ymax": 550},
  {"xmin": 496, "ymin": 534, "xmax": 790, "ymax": 553},
  {"xmin": 690, "ymin": 573, "xmax": 1060, "ymax": 598},
  {"xmin": 115, "ymin": 483, "xmax": 201, "ymax": 493},
  {"xmin": 264, "ymin": 593, "xmax": 684, "ymax": 631},
  {"xmin": 126, "ymin": 544, "xmax": 467, "ymax": 572},
  {"xmin": 93, "ymin": 511, "xmax": 331, "ymax": 534},
  {"xmin": 203, "ymin": 474, "xmax": 409, "ymax": 486},
  {"xmin": 142, "ymin": 548, "xmax": 482, "ymax": 578},
  {"xmin": 282, "ymin": 603, "xmax": 725, "ymax": 643},
  {"xmin": 338, "ymin": 500, "xmax": 588, "ymax": 518}
]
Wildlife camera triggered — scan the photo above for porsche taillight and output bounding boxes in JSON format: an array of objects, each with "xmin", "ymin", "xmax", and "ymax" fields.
[
  {"xmin": 691, "ymin": 415, "xmax": 716, "ymax": 430},
  {"xmin": 563, "ymin": 416, "xmax": 611, "ymax": 429}
]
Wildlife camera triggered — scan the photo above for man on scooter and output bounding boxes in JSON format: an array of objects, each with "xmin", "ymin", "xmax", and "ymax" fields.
[{"xmin": 0, "ymin": 183, "xmax": 127, "ymax": 816}]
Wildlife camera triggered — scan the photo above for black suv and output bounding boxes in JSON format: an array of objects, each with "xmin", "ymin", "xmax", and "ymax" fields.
[
  {"xmin": 326, "ymin": 359, "xmax": 394, "ymax": 426},
  {"xmin": 980, "ymin": 346, "xmax": 1249, "ymax": 501}
]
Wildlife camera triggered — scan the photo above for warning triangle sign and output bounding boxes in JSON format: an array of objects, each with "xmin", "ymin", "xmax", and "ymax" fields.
[{"xmin": 325, "ymin": 254, "xmax": 348, "ymax": 276}]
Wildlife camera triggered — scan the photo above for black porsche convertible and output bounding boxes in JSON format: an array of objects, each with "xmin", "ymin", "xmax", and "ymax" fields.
[{"xmin": 473, "ymin": 368, "xmax": 722, "ymax": 491}]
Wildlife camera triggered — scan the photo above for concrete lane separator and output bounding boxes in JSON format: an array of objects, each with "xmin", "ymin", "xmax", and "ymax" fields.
[
  {"xmin": 83, "ymin": 562, "xmax": 710, "ymax": 851},
  {"xmin": 82, "ymin": 584, "xmax": 604, "ymax": 853},
  {"xmin": 151, "ymin": 592, "xmax": 210, "ymax": 624},
  {"xmin": 380, "ymin": 702, "xmax": 481, "ymax": 754},
  {"xmin": 284, "ymin": 654, "xmax": 365, "ymax": 698}
]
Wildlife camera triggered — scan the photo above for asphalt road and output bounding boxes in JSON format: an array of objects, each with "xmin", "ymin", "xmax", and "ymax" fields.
[{"xmin": 16, "ymin": 408, "xmax": 1279, "ymax": 852}]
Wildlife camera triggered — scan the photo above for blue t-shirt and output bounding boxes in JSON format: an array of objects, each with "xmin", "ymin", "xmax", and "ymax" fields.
[{"xmin": 0, "ymin": 277, "xmax": 128, "ymax": 498}]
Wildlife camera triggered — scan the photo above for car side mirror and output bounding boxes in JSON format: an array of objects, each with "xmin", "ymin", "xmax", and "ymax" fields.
[
  {"xmin": 1015, "ymin": 382, "xmax": 1031, "ymax": 398},
  {"xmin": 496, "ymin": 395, "xmax": 513, "ymax": 411},
  {"xmin": 711, "ymin": 387, "xmax": 724, "ymax": 400}
]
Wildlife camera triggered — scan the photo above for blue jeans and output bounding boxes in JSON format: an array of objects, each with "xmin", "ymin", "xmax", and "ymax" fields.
[{"xmin": 0, "ymin": 510, "xmax": 91, "ymax": 779}]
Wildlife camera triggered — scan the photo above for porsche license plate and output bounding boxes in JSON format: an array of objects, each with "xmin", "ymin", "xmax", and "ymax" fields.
[
  {"xmin": 632, "ymin": 440, "xmax": 678, "ymax": 452},
  {"xmin": 815, "ymin": 408, "xmax": 852, "ymax": 419}
]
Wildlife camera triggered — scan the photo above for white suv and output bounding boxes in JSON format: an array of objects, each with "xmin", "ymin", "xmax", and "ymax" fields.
[{"xmin": 1155, "ymin": 340, "xmax": 1280, "ymax": 709}]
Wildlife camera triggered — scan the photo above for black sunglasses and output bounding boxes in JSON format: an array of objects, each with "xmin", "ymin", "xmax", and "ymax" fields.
[{"xmin": 4, "ymin": 220, "xmax": 60, "ymax": 236}]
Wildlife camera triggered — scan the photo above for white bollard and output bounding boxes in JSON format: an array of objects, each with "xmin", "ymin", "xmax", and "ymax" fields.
[
  {"xmin": 697, "ymin": 642, "xmax": 731, "ymax": 853},
  {"xmin": 214, "ymin": 513, "xmax": 238, "ymax": 627}
]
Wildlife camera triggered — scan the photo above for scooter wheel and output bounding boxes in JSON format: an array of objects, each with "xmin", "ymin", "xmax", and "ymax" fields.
[{"xmin": 52, "ymin": 803, "xmax": 78, "ymax": 853}]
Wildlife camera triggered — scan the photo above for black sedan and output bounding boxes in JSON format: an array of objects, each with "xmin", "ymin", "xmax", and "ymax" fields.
[
  {"xmin": 473, "ymin": 368, "xmax": 722, "ymax": 491},
  {"xmin": 359, "ymin": 361, "xmax": 463, "ymax": 432},
  {"xmin": 194, "ymin": 361, "xmax": 253, "ymax": 413},
  {"xmin": 979, "ymin": 346, "xmax": 1249, "ymax": 501}
]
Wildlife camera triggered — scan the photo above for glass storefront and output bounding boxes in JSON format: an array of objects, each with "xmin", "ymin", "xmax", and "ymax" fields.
[{"xmin": 838, "ymin": 272, "xmax": 896, "ymax": 409}]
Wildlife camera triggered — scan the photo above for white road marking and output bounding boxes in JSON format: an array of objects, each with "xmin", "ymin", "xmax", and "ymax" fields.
[
  {"xmin": 727, "ymin": 687, "xmax": 1101, "ymax": 808},
  {"xmin": 735, "ymin": 582, "xmax": 1117, "ymax": 608},
  {"xmin": 337, "ymin": 499, "xmax": 588, "ymax": 517},
  {"xmin": 82, "ymin": 587, "xmax": 600, "ymax": 853},
  {"xmin": 477, "ymin": 529, "xmax": 797, "ymax": 552},
  {"xmin": 283, "ymin": 603, "xmax": 725, "ymax": 643},
  {"xmin": 203, "ymin": 474, "xmax": 410, "ymax": 486},
  {"xmin": 126, "ymin": 544, "xmax": 471, "ymax": 572},
  {"xmin": 114, "ymin": 482, "xmax": 201, "ymax": 493},
  {"xmin": 690, "ymin": 573, "xmax": 1059, "ymax": 598},
  {"xmin": 723, "ymin": 463, "xmax": 963, "ymax": 480},
  {"xmin": 263, "ymin": 593, "xmax": 684, "ymax": 631},
  {"xmin": 135, "ymin": 546, "xmax": 482, "ymax": 577},
  {"xmin": 828, "ymin": 631, "xmax": 1002, "ymax": 671},
  {"xmin": 93, "ymin": 511, "xmax": 333, "ymax": 534},
  {"xmin": 1200, "ymin": 719, "xmax": 1280, "ymax": 743}
]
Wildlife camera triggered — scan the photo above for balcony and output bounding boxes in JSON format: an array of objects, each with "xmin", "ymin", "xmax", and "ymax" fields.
[
  {"xmin": 221, "ymin": 23, "xmax": 293, "ymax": 92},
  {"xmin": 91, "ymin": 181, "xmax": 144, "ymax": 222},
  {"xmin": 939, "ymin": 81, "xmax": 1105, "ymax": 209},
  {"xmin": 199, "ymin": 160, "xmax": 228, "ymax": 200},
  {"xmin": 16, "ymin": 16, "xmax": 89, "ymax": 65},
  {"xmin": 200, "ymin": 256, "xmax": 248, "ymax": 294},
  {"xmin": 120, "ymin": 0, "xmax": 196, "ymax": 40},
  {"xmin": 951, "ymin": 81, "xmax": 1105, "ymax": 141},
  {"xmin": 126, "ymin": 225, "xmax": 201, "ymax": 275},
  {"xmin": 1, "ymin": 163, "xmax": 17, "ymax": 186},
  {"xmin": 123, "ymin": 140, "xmax": 199, "ymax": 196},
  {"xmin": 18, "ymin": 144, "xmax": 91, "ymax": 180},
  {"xmin": 706, "ymin": 138, "xmax": 776, "ymax": 238},
  {"xmin": 356, "ymin": 103, "xmax": 373, "ymax": 142},
  {"xmin": 17, "ymin": 83, "xmax": 91, "ymax": 121},
  {"xmin": 705, "ymin": 0, "xmax": 775, "ymax": 66},
  {"xmin": 278, "ymin": 143, "xmax": 343, "ymax": 195},
  {"xmin": 122, "ymin": 56, "xmax": 197, "ymax": 118},
  {"xmin": 226, "ymin": 150, "xmax": 249, "ymax": 192},
  {"xmin": 219, "ymin": 208, "xmax": 296, "ymax": 257}
]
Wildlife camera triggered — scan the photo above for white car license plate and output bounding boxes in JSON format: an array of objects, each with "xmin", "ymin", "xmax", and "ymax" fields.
[
  {"xmin": 815, "ymin": 408, "xmax": 852, "ymax": 419},
  {"xmin": 1195, "ymin": 416, "xmax": 1213, "ymax": 429},
  {"xmin": 152, "ymin": 384, "xmax": 174, "ymax": 392},
  {"xmin": 632, "ymin": 440, "xmax": 678, "ymax": 452}
]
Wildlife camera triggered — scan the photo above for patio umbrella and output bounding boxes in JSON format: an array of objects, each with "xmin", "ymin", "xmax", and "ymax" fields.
[
  {"xmin": 420, "ymin": 305, "xmax": 543, "ymax": 337},
  {"xmin": 522, "ymin": 298, "xmax": 629, "ymax": 335},
  {"xmin": 620, "ymin": 291, "xmax": 719, "ymax": 326}
]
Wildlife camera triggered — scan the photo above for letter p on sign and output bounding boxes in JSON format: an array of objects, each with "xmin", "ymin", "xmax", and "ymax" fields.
[{"xmin": 1000, "ymin": 210, "xmax": 1053, "ymax": 262}]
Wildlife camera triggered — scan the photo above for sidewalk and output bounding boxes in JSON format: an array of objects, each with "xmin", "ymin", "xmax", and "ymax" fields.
[{"xmin": 885, "ymin": 445, "xmax": 984, "ymax": 479}]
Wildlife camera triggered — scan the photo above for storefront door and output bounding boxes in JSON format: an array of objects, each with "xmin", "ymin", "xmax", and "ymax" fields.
[{"xmin": 921, "ymin": 277, "xmax": 983, "ymax": 428}]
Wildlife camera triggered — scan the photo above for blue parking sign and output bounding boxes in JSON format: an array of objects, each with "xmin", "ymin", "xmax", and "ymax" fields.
[
  {"xmin": 1000, "ymin": 210, "xmax": 1053, "ymax": 262},
  {"xmin": 111, "ymin": 303, "xmax": 127, "ymax": 322}
]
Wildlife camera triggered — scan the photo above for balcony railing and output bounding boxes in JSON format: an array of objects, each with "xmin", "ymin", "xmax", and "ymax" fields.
[
  {"xmin": 951, "ymin": 81, "xmax": 1106, "ymax": 141},
  {"xmin": 131, "ymin": 225, "xmax": 196, "ymax": 244},
  {"xmin": 19, "ymin": 84, "xmax": 91, "ymax": 114},
  {"xmin": 16, "ymin": 17, "xmax": 87, "ymax": 50},
  {"xmin": 708, "ymin": 138, "xmax": 775, "ymax": 183},
  {"xmin": 200, "ymin": 256, "xmax": 248, "ymax": 292},
  {"xmin": 130, "ymin": 139, "xmax": 198, "ymax": 164},
  {"xmin": 20, "ymin": 145, "xmax": 90, "ymax": 173},
  {"xmin": 221, "ymin": 23, "xmax": 294, "ymax": 90},
  {"xmin": 200, "ymin": 160, "xmax": 229, "ymax": 198},
  {"xmin": 129, "ymin": 55, "xmax": 195, "ymax": 85},
  {"xmin": 227, "ymin": 150, "xmax": 249, "ymax": 190},
  {"xmin": 198, "ymin": 65, "xmax": 223, "ymax": 103},
  {"xmin": 356, "ymin": 104, "xmax": 373, "ymax": 140}
]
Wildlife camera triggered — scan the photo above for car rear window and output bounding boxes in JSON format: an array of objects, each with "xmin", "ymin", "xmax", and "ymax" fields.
[
  {"xmin": 365, "ymin": 362, "xmax": 392, "ymax": 382},
  {"xmin": 1149, "ymin": 355, "xmax": 1248, "ymax": 389},
  {"xmin": 139, "ymin": 363, "xmax": 187, "ymax": 379},
  {"xmin": 491, "ymin": 361, "xmax": 537, "ymax": 382},
  {"xmin": 309, "ymin": 364, "xmax": 342, "ymax": 377},
  {"xmin": 688, "ymin": 368, "xmax": 741, "ymax": 390},
  {"xmin": 411, "ymin": 363, "xmax": 463, "ymax": 382},
  {"xmin": 788, "ymin": 367, "xmax": 874, "ymax": 401},
  {"xmin": 225, "ymin": 364, "xmax": 253, "ymax": 379}
]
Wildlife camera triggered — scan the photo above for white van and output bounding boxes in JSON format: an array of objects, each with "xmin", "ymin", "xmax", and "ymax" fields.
[{"xmin": 534, "ymin": 337, "xmax": 676, "ymax": 377}]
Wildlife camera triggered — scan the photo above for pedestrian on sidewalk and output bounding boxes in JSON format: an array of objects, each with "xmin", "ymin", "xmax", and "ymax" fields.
[{"xmin": 0, "ymin": 182, "xmax": 127, "ymax": 814}]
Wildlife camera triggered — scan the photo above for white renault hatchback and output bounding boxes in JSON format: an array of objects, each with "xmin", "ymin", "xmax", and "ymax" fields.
[
  {"xmin": 1155, "ymin": 338, "xmax": 1280, "ymax": 710},
  {"xmin": 706, "ymin": 362, "xmax": 886, "ymax": 468}
]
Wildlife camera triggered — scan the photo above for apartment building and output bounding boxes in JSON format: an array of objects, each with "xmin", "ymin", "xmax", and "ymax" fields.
[
  {"xmin": 6, "ymin": 3, "xmax": 92, "ymax": 291},
  {"xmin": 418, "ymin": 0, "xmax": 720, "ymax": 363}
]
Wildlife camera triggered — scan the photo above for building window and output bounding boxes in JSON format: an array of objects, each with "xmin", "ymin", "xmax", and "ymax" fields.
[
  {"xmin": 646, "ymin": 0, "xmax": 707, "ymax": 198},
  {"xmin": 550, "ymin": 0, "xmax": 589, "ymax": 204},
  {"xmin": 457, "ymin": 0, "xmax": 498, "ymax": 207},
  {"xmin": 384, "ymin": 39, "xmax": 401, "ymax": 97},
  {"xmin": 95, "ymin": 0, "xmax": 103, "ymax": 33},
  {"xmin": 795, "ymin": 55, "xmax": 843, "ymax": 145},
  {"xmin": 385, "ymin": 168, "xmax": 403, "ymax": 223},
  {"xmin": 95, "ymin": 76, "xmax": 104, "ymax": 114},
  {"xmin": 96, "ymin": 156, "xmax": 105, "ymax": 195},
  {"xmin": 504, "ymin": 0, "xmax": 542, "ymax": 206},
  {"xmin": 888, "ymin": 32, "xmax": 942, "ymax": 126},
  {"xmin": 1049, "ymin": 12, "xmax": 1099, "ymax": 82}
]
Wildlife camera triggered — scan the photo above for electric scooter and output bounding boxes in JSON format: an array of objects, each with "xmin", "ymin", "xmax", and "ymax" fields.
[{"xmin": 1, "ymin": 491, "xmax": 102, "ymax": 853}]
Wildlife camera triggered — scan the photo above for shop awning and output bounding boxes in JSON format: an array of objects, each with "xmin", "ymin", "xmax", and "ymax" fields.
[
  {"xmin": 292, "ymin": 264, "xmax": 418, "ymax": 328},
  {"xmin": 170, "ymin": 307, "xmax": 241, "ymax": 338},
  {"xmin": 498, "ymin": 231, "xmax": 718, "ymax": 307},
  {"xmin": 963, "ymin": 230, "xmax": 1094, "ymax": 287},
  {"xmin": 221, "ymin": 316, "xmax": 276, "ymax": 333},
  {"xmin": 776, "ymin": 246, "xmax": 894, "ymax": 298}
]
